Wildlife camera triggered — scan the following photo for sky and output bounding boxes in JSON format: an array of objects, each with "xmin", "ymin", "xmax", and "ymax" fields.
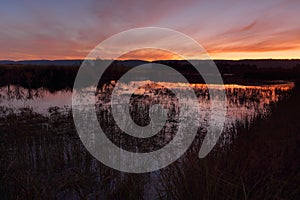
[{"xmin": 0, "ymin": 0, "xmax": 299, "ymax": 60}]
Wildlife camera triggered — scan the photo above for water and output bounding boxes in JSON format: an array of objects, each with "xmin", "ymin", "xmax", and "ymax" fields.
[
  {"xmin": 0, "ymin": 81, "xmax": 294, "ymax": 129},
  {"xmin": 0, "ymin": 80, "xmax": 295, "ymax": 199}
]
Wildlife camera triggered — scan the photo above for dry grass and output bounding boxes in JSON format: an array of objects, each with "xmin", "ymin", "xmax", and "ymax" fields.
[
  {"xmin": 157, "ymin": 85, "xmax": 300, "ymax": 199},
  {"xmin": 0, "ymin": 85, "xmax": 299, "ymax": 199}
]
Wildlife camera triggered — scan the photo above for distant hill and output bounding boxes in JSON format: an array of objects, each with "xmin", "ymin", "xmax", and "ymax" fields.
[
  {"xmin": 0, "ymin": 59, "xmax": 150, "ymax": 67},
  {"xmin": 0, "ymin": 59, "xmax": 299, "ymax": 69},
  {"xmin": 0, "ymin": 60, "xmax": 83, "ymax": 66},
  {"xmin": 156, "ymin": 59, "xmax": 300, "ymax": 69},
  {"xmin": 114, "ymin": 60, "xmax": 149, "ymax": 67},
  {"xmin": 214, "ymin": 59, "xmax": 300, "ymax": 69}
]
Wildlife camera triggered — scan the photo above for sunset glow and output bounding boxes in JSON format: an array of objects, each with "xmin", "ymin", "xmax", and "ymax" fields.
[{"xmin": 0, "ymin": 0, "xmax": 299, "ymax": 60}]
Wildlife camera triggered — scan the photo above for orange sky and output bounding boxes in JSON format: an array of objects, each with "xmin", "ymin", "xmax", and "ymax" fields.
[{"xmin": 0, "ymin": 0, "xmax": 299, "ymax": 60}]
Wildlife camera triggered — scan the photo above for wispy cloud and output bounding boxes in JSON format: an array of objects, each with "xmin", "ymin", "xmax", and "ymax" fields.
[{"xmin": 0, "ymin": 0, "xmax": 299, "ymax": 60}]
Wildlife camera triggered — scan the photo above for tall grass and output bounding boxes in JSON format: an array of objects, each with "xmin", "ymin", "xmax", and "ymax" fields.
[
  {"xmin": 0, "ymin": 77, "xmax": 299, "ymax": 199},
  {"xmin": 157, "ymin": 85, "xmax": 300, "ymax": 199}
]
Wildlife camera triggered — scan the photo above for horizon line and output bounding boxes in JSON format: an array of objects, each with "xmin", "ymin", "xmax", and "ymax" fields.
[{"xmin": 1, "ymin": 58, "xmax": 300, "ymax": 62}]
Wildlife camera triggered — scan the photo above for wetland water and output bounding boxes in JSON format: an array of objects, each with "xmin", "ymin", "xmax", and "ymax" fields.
[{"xmin": 0, "ymin": 80, "xmax": 295, "ymax": 199}]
